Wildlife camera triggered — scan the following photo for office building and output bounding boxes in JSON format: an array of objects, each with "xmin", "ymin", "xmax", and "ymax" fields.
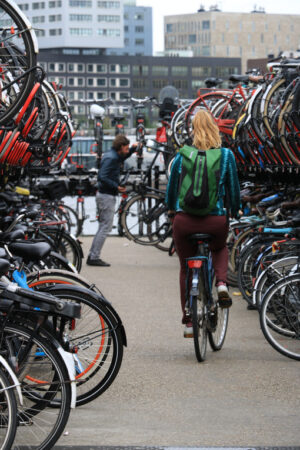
[{"xmin": 164, "ymin": 6, "xmax": 300, "ymax": 73}]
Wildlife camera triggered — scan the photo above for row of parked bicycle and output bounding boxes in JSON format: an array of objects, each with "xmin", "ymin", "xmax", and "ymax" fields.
[{"xmin": 0, "ymin": 2, "xmax": 128, "ymax": 448}]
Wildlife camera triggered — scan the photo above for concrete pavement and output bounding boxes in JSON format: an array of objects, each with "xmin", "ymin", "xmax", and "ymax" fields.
[{"xmin": 56, "ymin": 236, "xmax": 300, "ymax": 448}]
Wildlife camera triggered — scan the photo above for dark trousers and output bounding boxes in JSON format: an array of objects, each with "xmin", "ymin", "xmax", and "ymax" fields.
[{"xmin": 172, "ymin": 212, "xmax": 229, "ymax": 323}]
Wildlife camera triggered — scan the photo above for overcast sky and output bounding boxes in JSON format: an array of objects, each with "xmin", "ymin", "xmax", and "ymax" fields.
[{"xmin": 135, "ymin": 0, "xmax": 300, "ymax": 52}]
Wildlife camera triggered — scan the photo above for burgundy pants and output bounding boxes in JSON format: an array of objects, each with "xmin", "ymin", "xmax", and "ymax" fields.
[{"xmin": 172, "ymin": 212, "xmax": 229, "ymax": 323}]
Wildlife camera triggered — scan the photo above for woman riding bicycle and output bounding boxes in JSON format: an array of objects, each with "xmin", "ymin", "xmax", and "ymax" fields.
[{"xmin": 165, "ymin": 109, "xmax": 240, "ymax": 336}]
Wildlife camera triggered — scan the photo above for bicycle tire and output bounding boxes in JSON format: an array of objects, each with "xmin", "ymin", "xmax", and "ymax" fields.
[
  {"xmin": 27, "ymin": 268, "xmax": 103, "ymax": 295},
  {"xmin": 208, "ymin": 282, "xmax": 229, "ymax": 351},
  {"xmin": 253, "ymin": 256, "xmax": 298, "ymax": 308},
  {"xmin": 1, "ymin": 323, "xmax": 72, "ymax": 449},
  {"xmin": 0, "ymin": 366, "xmax": 17, "ymax": 450},
  {"xmin": 259, "ymin": 274, "xmax": 300, "ymax": 360},
  {"xmin": 0, "ymin": 2, "xmax": 37, "ymax": 125},
  {"xmin": 34, "ymin": 285, "xmax": 124, "ymax": 407},
  {"xmin": 192, "ymin": 271, "xmax": 207, "ymax": 362},
  {"xmin": 121, "ymin": 193, "xmax": 171, "ymax": 246}
]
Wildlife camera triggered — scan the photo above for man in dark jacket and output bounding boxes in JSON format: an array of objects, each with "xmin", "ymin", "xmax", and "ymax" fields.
[{"xmin": 87, "ymin": 135, "xmax": 137, "ymax": 266}]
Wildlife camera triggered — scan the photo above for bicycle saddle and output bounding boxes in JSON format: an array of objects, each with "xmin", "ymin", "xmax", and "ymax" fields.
[
  {"xmin": 0, "ymin": 229, "xmax": 25, "ymax": 244},
  {"xmin": 0, "ymin": 258, "xmax": 10, "ymax": 276},
  {"xmin": 229, "ymin": 75, "xmax": 249, "ymax": 83},
  {"xmin": 8, "ymin": 240, "xmax": 51, "ymax": 262},
  {"xmin": 204, "ymin": 77, "xmax": 223, "ymax": 88},
  {"xmin": 188, "ymin": 233, "xmax": 212, "ymax": 242}
]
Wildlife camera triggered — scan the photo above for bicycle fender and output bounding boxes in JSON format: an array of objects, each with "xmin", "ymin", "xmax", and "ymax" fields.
[{"xmin": 45, "ymin": 285, "xmax": 127, "ymax": 347}]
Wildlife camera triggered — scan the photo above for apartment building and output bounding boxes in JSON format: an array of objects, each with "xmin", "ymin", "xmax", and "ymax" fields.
[
  {"xmin": 164, "ymin": 7, "xmax": 300, "ymax": 73},
  {"xmin": 106, "ymin": 1, "xmax": 152, "ymax": 56},
  {"xmin": 17, "ymin": 0, "xmax": 124, "ymax": 51}
]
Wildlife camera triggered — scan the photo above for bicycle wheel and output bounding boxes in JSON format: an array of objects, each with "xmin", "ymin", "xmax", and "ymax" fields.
[
  {"xmin": 0, "ymin": 2, "xmax": 37, "ymax": 125},
  {"xmin": 259, "ymin": 274, "xmax": 300, "ymax": 360},
  {"xmin": 36, "ymin": 286, "xmax": 124, "ymax": 407},
  {"xmin": 39, "ymin": 228, "xmax": 83, "ymax": 272},
  {"xmin": 0, "ymin": 366, "xmax": 17, "ymax": 450},
  {"xmin": 208, "ymin": 281, "xmax": 229, "ymax": 351},
  {"xmin": 121, "ymin": 193, "xmax": 171, "ymax": 246},
  {"xmin": 1, "ymin": 323, "xmax": 72, "ymax": 449},
  {"xmin": 192, "ymin": 272, "xmax": 207, "ymax": 362}
]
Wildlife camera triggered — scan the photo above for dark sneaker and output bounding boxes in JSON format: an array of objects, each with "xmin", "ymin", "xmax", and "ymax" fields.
[{"xmin": 86, "ymin": 257, "xmax": 110, "ymax": 267}]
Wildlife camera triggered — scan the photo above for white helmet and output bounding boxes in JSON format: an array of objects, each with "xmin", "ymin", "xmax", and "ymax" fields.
[{"xmin": 90, "ymin": 104, "xmax": 105, "ymax": 119}]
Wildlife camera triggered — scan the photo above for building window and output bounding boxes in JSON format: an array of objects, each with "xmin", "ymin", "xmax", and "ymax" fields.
[
  {"xmin": 152, "ymin": 66, "xmax": 168, "ymax": 76},
  {"xmin": 171, "ymin": 66, "xmax": 188, "ymax": 76},
  {"xmin": 49, "ymin": 63, "xmax": 55, "ymax": 72},
  {"xmin": 77, "ymin": 78, "xmax": 84, "ymax": 86},
  {"xmin": 166, "ymin": 24, "xmax": 173, "ymax": 33},
  {"xmin": 120, "ymin": 79, "xmax": 129, "ymax": 87},
  {"xmin": 49, "ymin": 1, "xmax": 62, "ymax": 7},
  {"xmin": 132, "ymin": 79, "xmax": 149, "ymax": 89},
  {"xmin": 58, "ymin": 63, "xmax": 65, "ymax": 71},
  {"xmin": 32, "ymin": 2, "xmax": 45, "ymax": 9},
  {"xmin": 110, "ymin": 64, "xmax": 117, "ymax": 73},
  {"xmin": 152, "ymin": 79, "xmax": 168, "ymax": 89},
  {"xmin": 192, "ymin": 66, "xmax": 211, "ymax": 76},
  {"xmin": 135, "ymin": 26, "xmax": 144, "ymax": 33},
  {"xmin": 110, "ymin": 78, "xmax": 116, "ymax": 86},
  {"xmin": 68, "ymin": 91, "xmax": 75, "ymax": 100},
  {"xmin": 63, "ymin": 48, "xmax": 80, "ymax": 55},
  {"xmin": 189, "ymin": 34, "xmax": 196, "ymax": 44},
  {"xmin": 49, "ymin": 28, "xmax": 62, "ymax": 35},
  {"xmin": 98, "ymin": 1, "xmax": 120, "ymax": 7},
  {"xmin": 87, "ymin": 92, "xmax": 95, "ymax": 100},
  {"xmin": 32, "ymin": 16, "xmax": 45, "ymax": 23},
  {"xmin": 18, "ymin": 4, "xmax": 29, "ymax": 10},
  {"xmin": 87, "ymin": 78, "xmax": 94, "ymax": 86},
  {"xmin": 120, "ymin": 64, "xmax": 129, "ymax": 73},
  {"xmin": 35, "ymin": 30, "xmax": 46, "ymax": 37},
  {"xmin": 97, "ymin": 92, "xmax": 105, "ymax": 100},
  {"xmin": 203, "ymin": 45, "xmax": 210, "ymax": 56},
  {"xmin": 83, "ymin": 49, "xmax": 99, "ymax": 55},
  {"xmin": 49, "ymin": 14, "xmax": 62, "ymax": 21},
  {"xmin": 134, "ymin": 13, "xmax": 144, "ymax": 20},
  {"xmin": 87, "ymin": 64, "xmax": 94, "ymax": 72},
  {"xmin": 135, "ymin": 38, "xmax": 144, "ymax": 46},
  {"xmin": 132, "ymin": 65, "xmax": 148, "ymax": 76},
  {"xmin": 98, "ymin": 15, "xmax": 120, "ymax": 22},
  {"xmin": 70, "ymin": 28, "xmax": 93, "ymax": 35},
  {"xmin": 173, "ymin": 80, "xmax": 187, "ymax": 90},
  {"xmin": 69, "ymin": 0, "xmax": 92, "ymax": 6},
  {"xmin": 78, "ymin": 91, "xmax": 84, "ymax": 100},
  {"xmin": 97, "ymin": 64, "xmax": 107, "ymax": 73},
  {"xmin": 68, "ymin": 78, "xmax": 75, "ymax": 86},
  {"xmin": 97, "ymin": 78, "xmax": 106, "ymax": 87},
  {"xmin": 120, "ymin": 92, "xmax": 129, "ymax": 100},
  {"xmin": 77, "ymin": 64, "xmax": 84, "ymax": 72},
  {"xmin": 202, "ymin": 20, "xmax": 210, "ymax": 30},
  {"xmin": 68, "ymin": 64, "xmax": 74, "ymax": 72},
  {"xmin": 70, "ymin": 14, "xmax": 92, "ymax": 21},
  {"xmin": 124, "ymin": 25, "xmax": 129, "ymax": 32},
  {"xmin": 98, "ymin": 29, "xmax": 121, "ymax": 37}
]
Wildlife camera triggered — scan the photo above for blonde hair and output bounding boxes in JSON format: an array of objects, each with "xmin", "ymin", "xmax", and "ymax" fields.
[{"xmin": 192, "ymin": 109, "xmax": 221, "ymax": 150}]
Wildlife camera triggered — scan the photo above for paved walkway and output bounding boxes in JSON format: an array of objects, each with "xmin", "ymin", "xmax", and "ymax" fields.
[{"xmin": 56, "ymin": 237, "xmax": 300, "ymax": 448}]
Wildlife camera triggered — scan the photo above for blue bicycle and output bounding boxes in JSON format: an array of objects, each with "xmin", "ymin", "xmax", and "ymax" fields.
[{"xmin": 185, "ymin": 233, "xmax": 229, "ymax": 362}]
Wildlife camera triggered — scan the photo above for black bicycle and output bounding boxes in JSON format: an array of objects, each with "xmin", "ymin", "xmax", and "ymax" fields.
[{"xmin": 185, "ymin": 233, "xmax": 229, "ymax": 362}]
